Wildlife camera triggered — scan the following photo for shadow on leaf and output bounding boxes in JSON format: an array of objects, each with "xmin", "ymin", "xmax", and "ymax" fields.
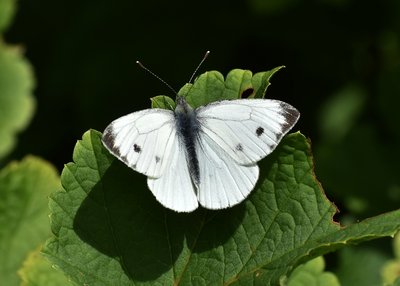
[{"xmin": 73, "ymin": 157, "xmax": 245, "ymax": 281}]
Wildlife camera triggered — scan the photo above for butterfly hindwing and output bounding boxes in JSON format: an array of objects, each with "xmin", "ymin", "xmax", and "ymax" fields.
[
  {"xmin": 102, "ymin": 109, "xmax": 177, "ymax": 178},
  {"xmin": 196, "ymin": 99, "xmax": 300, "ymax": 165},
  {"xmin": 147, "ymin": 140, "xmax": 198, "ymax": 212},
  {"xmin": 196, "ymin": 132, "xmax": 259, "ymax": 209}
]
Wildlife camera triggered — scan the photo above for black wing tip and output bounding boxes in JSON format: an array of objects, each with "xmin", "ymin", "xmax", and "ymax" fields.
[
  {"xmin": 102, "ymin": 128, "xmax": 114, "ymax": 147},
  {"xmin": 102, "ymin": 127, "xmax": 122, "ymax": 157},
  {"xmin": 278, "ymin": 101, "xmax": 300, "ymax": 131}
]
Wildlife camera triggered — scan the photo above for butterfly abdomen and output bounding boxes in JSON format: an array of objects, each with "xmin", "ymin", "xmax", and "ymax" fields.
[{"xmin": 174, "ymin": 97, "xmax": 201, "ymax": 187}]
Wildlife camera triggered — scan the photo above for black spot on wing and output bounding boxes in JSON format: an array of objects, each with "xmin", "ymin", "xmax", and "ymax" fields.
[
  {"xmin": 256, "ymin": 127, "xmax": 264, "ymax": 137},
  {"xmin": 236, "ymin": 143, "xmax": 243, "ymax": 151},
  {"xmin": 102, "ymin": 128, "xmax": 121, "ymax": 157},
  {"xmin": 155, "ymin": 156, "xmax": 160, "ymax": 163},
  {"xmin": 133, "ymin": 144, "xmax": 141, "ymax": 153},
  {"xmin": 241, "ymin": 88, "xmax": 255, "ymax": 98}
]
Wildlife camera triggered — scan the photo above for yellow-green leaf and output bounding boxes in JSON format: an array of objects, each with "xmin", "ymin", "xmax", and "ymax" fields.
[
  {"xmin": 286, "ymin": 256, "xmax": 340, "ymax": 286},
  {"xmin": 0, "ymin": 156, "xmax": 60, "ymax": 286},
  {"xmin": 0, "ymin": 42, "xmax": 36, "ymax": 159},
  {"xmin": 18, "ymin": 247, "xmax": 72, "ymax": 286}
]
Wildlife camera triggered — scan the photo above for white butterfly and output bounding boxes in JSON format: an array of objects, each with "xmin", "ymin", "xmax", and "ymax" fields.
[{"xmin": 102, "ymin": 92, "xmax": 300, "ymax": 212}]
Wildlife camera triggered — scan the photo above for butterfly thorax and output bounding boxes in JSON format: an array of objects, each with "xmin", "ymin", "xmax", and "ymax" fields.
[{"xmin": 174, "ymin": 96, "xmax": 200, "ymax": 187}]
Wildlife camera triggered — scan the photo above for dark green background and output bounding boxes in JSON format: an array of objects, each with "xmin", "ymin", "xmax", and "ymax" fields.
[{"xmin": 4, "ymin": 0, "xmax": 400, "ymax": 275}]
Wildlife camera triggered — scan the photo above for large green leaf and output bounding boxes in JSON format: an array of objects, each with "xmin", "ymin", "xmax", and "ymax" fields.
[
  {"xmin": 0, "ymin": 42, "xmax": 36, "ymax": 160},
  {"xmin": 0, "ymin": 156, "xmax": 60, "ymax": 286},
  {"xmin": 43, "ymin": 129, "xmax": 400, "ymax": 285}
]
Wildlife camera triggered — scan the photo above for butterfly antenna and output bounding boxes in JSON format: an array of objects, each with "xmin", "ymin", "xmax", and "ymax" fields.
[
  {"xmin": 188, "ymin": 50, "xmax": 210, "ymax": 83},
  {"xmin": 136, "ymin": 60, "xmax": 178, "ymax": 95}
]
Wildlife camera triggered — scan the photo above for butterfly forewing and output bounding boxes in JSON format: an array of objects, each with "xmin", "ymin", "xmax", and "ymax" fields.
[
  {"xmin": 196, "ymin": 99, "xmax": 300, "ymax": 165},
  {"xmin": 102, "ymin": 109, "xmax": 177, "ymax": 178}
]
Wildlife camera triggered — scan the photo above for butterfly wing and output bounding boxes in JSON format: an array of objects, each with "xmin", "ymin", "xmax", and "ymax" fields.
[
  {"xmin": 194, "ymin": 98, "xmax": 299, "ymax": 209},
  {"xmin": 102, "ymin": 108, "xmax": 198, "ymax": 212},
  {"xmin": 196, "ymin": 133, "xmax": 259, "ymax": 209},
  {"xmin": 102, "ymin": 109, "xmax": 177, "ymax": 178},
  {"xmin": 147, "ymin": 140, "xmax": 198, "ymax": 212},
  {"xmin": 196, "ymin": 99, "xmax": 300, "ymax": 165}
]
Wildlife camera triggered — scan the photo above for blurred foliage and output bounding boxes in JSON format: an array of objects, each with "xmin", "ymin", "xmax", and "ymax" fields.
[
  {"xmin": 1, "ymin": 0, "xmax": 400, "ymax": 284},
  {"xmin": 0, "ymin": 42, "xmax": 35, "ymax": 160},
  {"xmin": 286, "ymin": 256, "xmax": 340, "ymax": 286},
  {"xmin": 0, "ymin": 0, "xmax": 16, "ymax": 32},
  {"xmin": 336, "ymin": 234, "xmax": 400, "ymax": 286},
  {"xmin": 0, "ymin": 2, "xmax": 60, "ymax": 285},
  {"xmin": 382, "ymin": 233, "xmax": 400, "ymax": 285},
  {"xmin": 335, "ymin": 245, "xmax": 390, "ymax": 286},
  {"xmin": 0, "ymin": 0, "xmax": 35, "ymax": 161},
  {"xmin": 0, "ymin": 156, "xmax": 60, "ymax": 286},
  {"xmin": 18, "ymin": 248, "xmax": 70, "ymax": 286}
]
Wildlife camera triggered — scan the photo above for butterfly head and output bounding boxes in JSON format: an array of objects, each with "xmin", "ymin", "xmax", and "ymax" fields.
[{"xmin": 175, "ymin": 95, "xmax": 193, "ymax": 114}]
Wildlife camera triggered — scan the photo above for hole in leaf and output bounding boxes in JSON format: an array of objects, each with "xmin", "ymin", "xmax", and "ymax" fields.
[{"xmin": 241, "ymin": 87, "xmax": 254, "ymax": 98}]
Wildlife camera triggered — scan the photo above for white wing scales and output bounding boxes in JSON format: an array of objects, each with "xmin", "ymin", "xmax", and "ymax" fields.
[
  {"xmin": 196, "ymin": 133, "xmax": 259, "ymax": 209},
  {"xmin": 147, "ymin": 141, "xmax": 198, "ymax": 212},
  {"xmin": 102, "ymin": 109, "xmax": 176, "ymax": 178},
  {"xmin": 196, "ymin": 99, "xmax": 300, "ymax": 165}
]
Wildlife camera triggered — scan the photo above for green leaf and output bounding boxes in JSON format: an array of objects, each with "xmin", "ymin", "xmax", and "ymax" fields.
[
  {"xmin": 150, "ymin": 95, "xmax": 176, "ymax": 110},
  {"xmin": 285, "ymin": 256, "xmax": 340, "ymax": 286},
  {"xmin": 18, "ymin": 248, "xmax": 72, "ymax": 286},
  {"xmin": 252, "ymin": 66, "xmax": 285, "ymax": 99},
  {"xmin": 0, "ymin": 156, "xmax": 60, "ymax": 286},
  {"xmin": 178, "ymin": 67, "xmax": 283, "ymax": 108},
  {"xmin": 0, "ymin": 42, "xmax": 36, "ymax": 160},
  {"xmin": 43, "ymin": 129, "xmax": 400, "ymax": 285},
  {"xmin": 0, "ymin": 0, "xmax": 16, "ymax": 32}
]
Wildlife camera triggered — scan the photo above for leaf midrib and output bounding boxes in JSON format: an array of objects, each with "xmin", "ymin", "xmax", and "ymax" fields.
[{"xmin": 174, "ymin": 211, "xmax": 208, "ymax": 286}]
